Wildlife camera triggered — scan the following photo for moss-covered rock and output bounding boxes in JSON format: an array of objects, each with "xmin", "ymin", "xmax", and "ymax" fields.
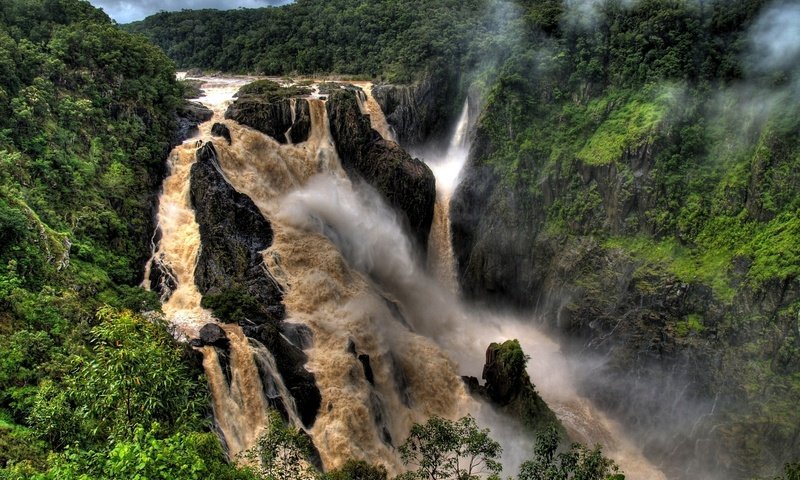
[{"xmin": 464, "ymin": 340, "xmax": 562, "ymax": 436}]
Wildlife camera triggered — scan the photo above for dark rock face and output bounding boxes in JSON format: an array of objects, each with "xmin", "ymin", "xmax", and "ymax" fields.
[
  {"xmin": 358, "ymin": 354, "xmax": 375, "ymax": 385},
  {"xmin": 326, "ymin": 90, "xmax": 436, "ymax": 251},
  {"xmin": 245, "ymin": 324, "xmax": 322, "ymax": 429},
  {"xmin": 147, "ymin": 253, "xmax": 177, "ymax": 302},
  {"xmin": 451, "ymin": 105, "xmax": 800, "ymax": 478},
  {"xmin": 189, "ymin": 141, "xmax": 321, "ymax": 427},
  {"xmin": 465, "ymin": 341, "xmax": 561, "ymax": 435},
  {"xmin": 281, "ymin": 322, "xmax": 314, "ymax": 350},
  {"xmin": 199, "ymin": 323, "xmax": 229, "ymax": 347},
  {"xmin": 373, "ymin": 72, "xmax": 460, "ymax": 149},
  {"xmin": 174, "ymin": 101, "xmax": 213, "ymax": 144},
  {"xmin": 289, "ymin": 99, "xmax": 311, "ymax": 144},
  {"xmin": 225, "ymin": 96, "xmax": 310, "ymax": 144},
  {"xmin": 211, "ymin": 122, "xmax": 232, "ymax": 145},
  {"xmin": 190, "ymin": 142, "xmax": 285, "ymax": 324}
]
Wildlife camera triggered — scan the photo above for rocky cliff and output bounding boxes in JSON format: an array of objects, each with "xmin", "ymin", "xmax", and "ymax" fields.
[
  {"xmin": 189, "ymin": 141, "xmax": 321, "ymax": 428},
  {"xmin": 225, "ymin": 96, "xmax": 311, "ymax": 144},
  {"xmin": 464, "ymin": 340, "xmax": 562, "ymax": 436},
  {"xmin": 450, "ymin": 83, "xmax": 800, "ymax": 478},
  {"xmin": 373, "ymin": 72, "xmax": 462, "ymax": 149},
  {"xmin": 326, "ymin": 89, "xmax": 436, "ymax": 252}
]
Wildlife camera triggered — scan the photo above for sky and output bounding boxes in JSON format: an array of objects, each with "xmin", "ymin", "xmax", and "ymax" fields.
[{"xmin": 87, "ymin": 0, "xmax": 293, "ymax": 24}]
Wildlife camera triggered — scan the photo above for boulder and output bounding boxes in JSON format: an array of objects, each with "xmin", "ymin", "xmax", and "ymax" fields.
[
  {"xmin": 470, "ymin": 340, "xmax": 562, "ymax": 435},
  {"xmin": 199, "ymin": 323, "xmax": 229, "ymax": 348},
  {"xmin": 190, "ymin": 142, "xmax": 285, "ymax": 324},
  {"xmin": 147, "ymin": 253, "xmax": 177, "ymax": 302},
  {"xmin": 326, "ymin": 90, "xmax": 435, "ymax": 251},
  {"xmin": 210, "ymin": 122, "xmax": 232, "ymax": 145},
  {"xmin": 358, "ymin": 354, "xmax": 375, "ymax": 385},
  {"xmin": 225, "ymin": 96, "xmax": 310, "ymax": 144}
]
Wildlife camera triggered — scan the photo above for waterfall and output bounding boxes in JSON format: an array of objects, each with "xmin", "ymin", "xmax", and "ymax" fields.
[
  {"xmin": 144, "ymin": 76, "xmax": 304, "ymax": 462},
  {"xmin": 354, "ymin": 82, "xmax": 397, "ymax": 142},
  {"xmin": 203, "ymin": 325, "xmax": 269, "ymax": 459},
  {"xmin": 208, "ymin": 95, "xmax": 471, "ymax": 474},
  {"xmin": 413, "ymin": 95, "xmax": 666, "ymax": 480},
  {"xmin": 450, "ymin": 99, "xmax": 470, "ymax": 151},
  {"xmin": 424, "ymin": 98, "xmax": 471, "ymax": 291},
  {"xmin": 147, "ymin": 77, "xmax": 665, "ymax": 479}
]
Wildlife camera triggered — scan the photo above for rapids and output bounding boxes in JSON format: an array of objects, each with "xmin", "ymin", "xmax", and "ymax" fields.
[{"xmin": 146, "ymin": 75, "xmax": 665, "ymax": 479}]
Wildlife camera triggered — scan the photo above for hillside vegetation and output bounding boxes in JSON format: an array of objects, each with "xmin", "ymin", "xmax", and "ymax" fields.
[
  {"xmin": 0, "ymin": 0, "xmax": 251, "ymax": 476},
  {"xmin": 450, "ymin": 0, "xmax": 800, "ymax": 477},
  {"xmin": 126, "ymin": 0, "xmax": 506, "ymax": 83}
]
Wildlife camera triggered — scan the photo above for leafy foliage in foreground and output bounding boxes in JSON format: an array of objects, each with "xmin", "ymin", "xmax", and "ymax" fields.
[
  {"xmin": 518, "ymin": 426, "xmax": 622, "ymax": 480},
  {"xmin": 397, "ymin": 415, "xmax": 502, "ymax": 480}
]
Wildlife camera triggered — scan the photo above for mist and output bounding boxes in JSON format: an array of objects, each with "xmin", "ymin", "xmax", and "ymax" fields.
[
  {"xmin": 274, "ymin": 168, "xmax": 671, "ymax": 477},
  {"xmin": 747, "ymin": 1, "xmax": 800, "ymax": 75}
]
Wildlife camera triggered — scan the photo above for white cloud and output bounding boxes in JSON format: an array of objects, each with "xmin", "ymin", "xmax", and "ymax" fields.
[{"xmin": 747, "ymin": 1, "xmax": 800, "ymax": 74}]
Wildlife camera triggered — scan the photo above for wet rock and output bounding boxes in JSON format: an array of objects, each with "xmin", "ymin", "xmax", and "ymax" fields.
[
  {"xmin": 147, "ymin": 253, "xmax": 177, "ymax": 302},
  {"xmin": 373, "ymin": 72, "xmax": 461, "ymax": 149},
  {"xmin": 199, "ymin": 323, "xmax": 229, "ymax": 348},
  {"xmin": 174, "ymin": 101, "xmax": 212, "ymax": 144},
  {"xmin": 300, "ymin": 430, "xmax": 324, "ymax": 471},
  {"xmin": 211, "ymin": 122, "xmax": 232, "ymax": 145},
  {"xmin": 245, "ymin": 324, "xmax": 322, "ymax": 429},
  {"xmin": 358, "ymin": 354, "xmax": 375, "ymax": 385},
  {"xmin": 473, "ymin": 340, "xmax": 562, "ymax": 435},
  {"xmin": 326, "ymin": 90, "xmax": 435, "ymax": 251},
  {"xmin": 189, "ymin": 142, "xmax": 285, "ymax": 324},
  {"xmin": 281, "ymin": 322, "xmax": 314, "ymax": 350},
  {"xmin": 190, "ymin": 146, "xmax": 320, "ymax": 428},
  {"xmin": 482, "ymin": 341, "xmax": 526, "ymax": 405},
  {"xmin": 369, "ymin": 392, "xmax": 393, "ymax": 445},
  {"xmin": 216, "ymin": 347, "xmax": 233, "ymax": 389},
  {"xmin": 289, "ymin": 99, "xmax": 311, "ymax": 144},
  {"xmin": 388, "ymin": 353, "xmax": 412, "ymax": 407},
  {"xmin": 461, "ymin": 376, "xmax": 486, "ymax": 397},
  {"xmin": 225, "ymin": 96, "xmax": 310, "ymax": 144},
  {"xmin": 346, "ymin": 338, "xmax": 358, "ymax": 356}
]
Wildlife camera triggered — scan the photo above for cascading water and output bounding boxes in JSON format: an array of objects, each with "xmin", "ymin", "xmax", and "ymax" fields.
[
  {"xmin": 422, "ymin": 99, "xmax": 471, "ymax": 291},
  {"xmin": 145, "ymin": 76, "xmax": 302, "ymax": 461},
  {"xmin": 148, "ymin": 76, "xmax": 474, "ymax": 475},
  {"xmin": 149, "ymin": 75, "xmax": 665, "ymax": 479},
  {"xmin": 353, "ymin": 82, "xmax": 397, "ymax": 142}
]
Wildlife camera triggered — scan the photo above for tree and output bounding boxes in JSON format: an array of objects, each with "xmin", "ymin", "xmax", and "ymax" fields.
[
  {"xmin": 5, "ymin": 424, "xmax": 253, "ymax": 480},
  {"xmin": 69, "ymin": 307, "xmax": 206, "ymax": 442},
  {"xmin": 398, "ymin": 415, "xmax": 502, "ymax": 480},
  {"xmin": 323, "ymin": 459, "xmax": 387, "ymax": 480},
  {"xmin": 517, "ymin": 426, "xmax": 622, "ymax": 480},
  {"xmin": 244, "ymin": 411, "xmax": 315, "ymax": 480}
]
